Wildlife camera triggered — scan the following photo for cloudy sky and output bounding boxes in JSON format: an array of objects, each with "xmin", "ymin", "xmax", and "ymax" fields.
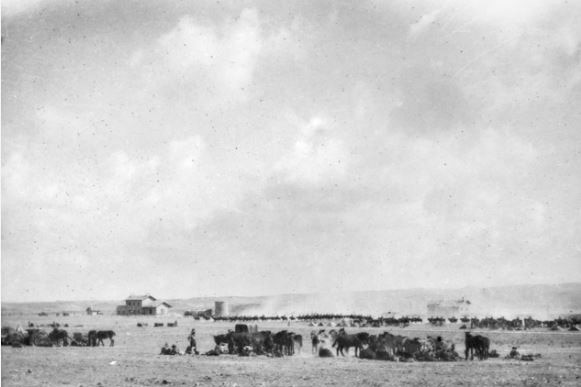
[{"xmin": 2, "ymin": 0, "xmax": 580, "ymax": 303}]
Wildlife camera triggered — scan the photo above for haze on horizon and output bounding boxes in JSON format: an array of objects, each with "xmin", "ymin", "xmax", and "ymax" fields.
[{"xmin": 2, "ymin": 0, "xmax": 581, "ymax": 303}]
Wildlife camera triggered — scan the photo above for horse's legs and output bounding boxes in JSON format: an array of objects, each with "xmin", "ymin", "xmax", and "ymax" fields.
[{"xmin": 110, "ymin": 338, "xmax": 114, "ymax": 347}]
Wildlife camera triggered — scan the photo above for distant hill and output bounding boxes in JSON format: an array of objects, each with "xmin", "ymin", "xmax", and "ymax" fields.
[{"xmin": 2, "ymin": 283, "xmax": 580, "ymax": 319}]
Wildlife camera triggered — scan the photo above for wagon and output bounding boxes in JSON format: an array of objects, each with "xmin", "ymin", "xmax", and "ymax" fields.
[
  {"xmin": 70, "ymin": 332, "xmax": 91, "ymax": 346},
  {"xmin": 1, "ymin": 327, "xmax": 26, "ymax": 346},
  {"xmin": 28, "ymin": 329, "xmax": 53, "ymax": 346}
]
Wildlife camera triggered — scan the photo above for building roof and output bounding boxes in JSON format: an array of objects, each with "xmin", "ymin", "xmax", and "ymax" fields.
[{"xmin": 126, "ymin": 294, "xmax": 157, "ymax": 301}]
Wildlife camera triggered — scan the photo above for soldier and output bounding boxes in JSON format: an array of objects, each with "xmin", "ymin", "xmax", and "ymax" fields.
[{"xmin": 187, "ymin": 328, "xmax": 199, "ymax": 355}]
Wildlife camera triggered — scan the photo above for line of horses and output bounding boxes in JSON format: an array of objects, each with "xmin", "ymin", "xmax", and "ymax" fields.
[
  {"xmin": 212, "ymin": 314, "xmax": 581, "ymax": 330},
  {"xmin": 1, "ymin": 326, "xmax": 116, "ymax": 347},
  {"xmin": 43, "ymin": 328, "xmax": 116, "ymax": 347},
  {"xmin": 213, "ymin": 315, "xmax": 423, "ymax": 327}
]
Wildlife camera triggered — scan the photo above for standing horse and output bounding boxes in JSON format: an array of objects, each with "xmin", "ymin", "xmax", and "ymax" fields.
[
  {"xmin": 477, "ymin": 335, "xmax": 490, "ymax": 359},
  {"xmin": 96, "ymin": 330, "xmax": 115, "ymax": 346},
  {"xmin": 273, "ymin": 330, "xmax": 295, "ymax": 355},
  {"xmin": 48, "ymin": 328, "xmax": 69, "ymax": 346},
  {"xmin": 332, "ymin": 329, "xmax": 362, "ymax": 357},
  {"xmin": 465, "ymin": 332, "xmax": 477, "ymax": 360},
  {"xmin": 465, "ymin": 332, "xmax": 489, "ymax": 360}
]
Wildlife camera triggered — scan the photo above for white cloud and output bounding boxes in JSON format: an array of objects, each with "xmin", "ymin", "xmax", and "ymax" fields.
[
  {"xmin": 274, "ymin": 116, "xmax": 347, "ymax": 184},
  {"xmin": 134, "ymin": 9, "xmax": 263, "ymax": 101}
]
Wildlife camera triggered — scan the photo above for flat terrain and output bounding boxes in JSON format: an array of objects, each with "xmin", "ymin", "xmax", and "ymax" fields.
[{"xmin": 2, "ymin": 314, "xmax": 581, "ymax": 386}]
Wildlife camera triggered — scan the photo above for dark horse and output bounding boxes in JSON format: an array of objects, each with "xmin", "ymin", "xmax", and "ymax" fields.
[
  {"xmin": 272, "ymin": 330, "xmax": 293, "ymax": 355},
  {"xmin": 48, "ymin": 328, "xmax": 69, "ymax": 346},
  {"xmin": 332, "ymin": 329, "xmax": 362, "ymax": 357},
  {"xmin": 95, "ymin": 330, "xmax": 116, "ymax": 346},
  {"xmin": 465, "ymin": 332, "xmax": 489, "ymax": 360}
]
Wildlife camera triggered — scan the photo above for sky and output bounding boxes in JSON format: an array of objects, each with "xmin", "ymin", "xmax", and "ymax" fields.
[{"xmin": 2, "ymin": 0, "xmax": 580, "ymax": 303}]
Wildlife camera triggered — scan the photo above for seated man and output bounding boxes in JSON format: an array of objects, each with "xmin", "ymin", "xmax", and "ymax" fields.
[
  {"xmin": 160, "ymin": 343, "xmax": 170, "ymax": 355},
  {"xmin": 509, "ymin": 347, "xmax": 520, "ymax": 358}
]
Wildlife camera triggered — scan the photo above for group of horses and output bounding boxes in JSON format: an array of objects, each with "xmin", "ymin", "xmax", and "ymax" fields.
[
  {"xmin": 1, "ymin": 326, "xmax": 116, "ymax": 347},
  {"xmin": 467, "ymin": 316, "xmax": 579, "ymax": 330},
  {"xmin": 210, "ymin": 325, "xmax": 303, "ymax": 356},
  {"xmin": 311, "ymin": 328, "xmax": 422, "ymax": 359},
  {"xmin": 309, "ymin": 328, "xmax": 486, "ymax": 362},
  {"xmin": 43, "ymin": 328, "xmax": 116, "ymax": 347},
  {"xmin": 194, "ymin": 324, "xmax": 490, "ymax": 361}
]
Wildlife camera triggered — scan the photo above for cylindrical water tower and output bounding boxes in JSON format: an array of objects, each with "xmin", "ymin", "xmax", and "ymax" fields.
[{"xmin": 214, "ymin": 301, "xmax": 229, "ymax": 317}]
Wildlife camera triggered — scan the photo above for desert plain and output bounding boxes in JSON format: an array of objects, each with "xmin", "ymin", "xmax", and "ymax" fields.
[{"xmin": 2, "ymin": 312, "xmax": 580, "ymax": 387}]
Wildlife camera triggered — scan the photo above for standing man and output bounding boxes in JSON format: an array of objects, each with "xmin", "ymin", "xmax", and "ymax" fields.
[{"xmin": 187, "ymin": 328, "xmax": 199, "ymax": 355}]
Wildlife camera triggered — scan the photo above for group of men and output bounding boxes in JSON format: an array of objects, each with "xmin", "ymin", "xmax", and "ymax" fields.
[{"xmin": 159, "ymin": 328, "xmax": 199, "ymax": 356}]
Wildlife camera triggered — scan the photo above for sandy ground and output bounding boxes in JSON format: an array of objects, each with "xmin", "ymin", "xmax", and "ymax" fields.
[{"xmin": 2, "ymin": 315, "xmax": 581, "ymax": 386}]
